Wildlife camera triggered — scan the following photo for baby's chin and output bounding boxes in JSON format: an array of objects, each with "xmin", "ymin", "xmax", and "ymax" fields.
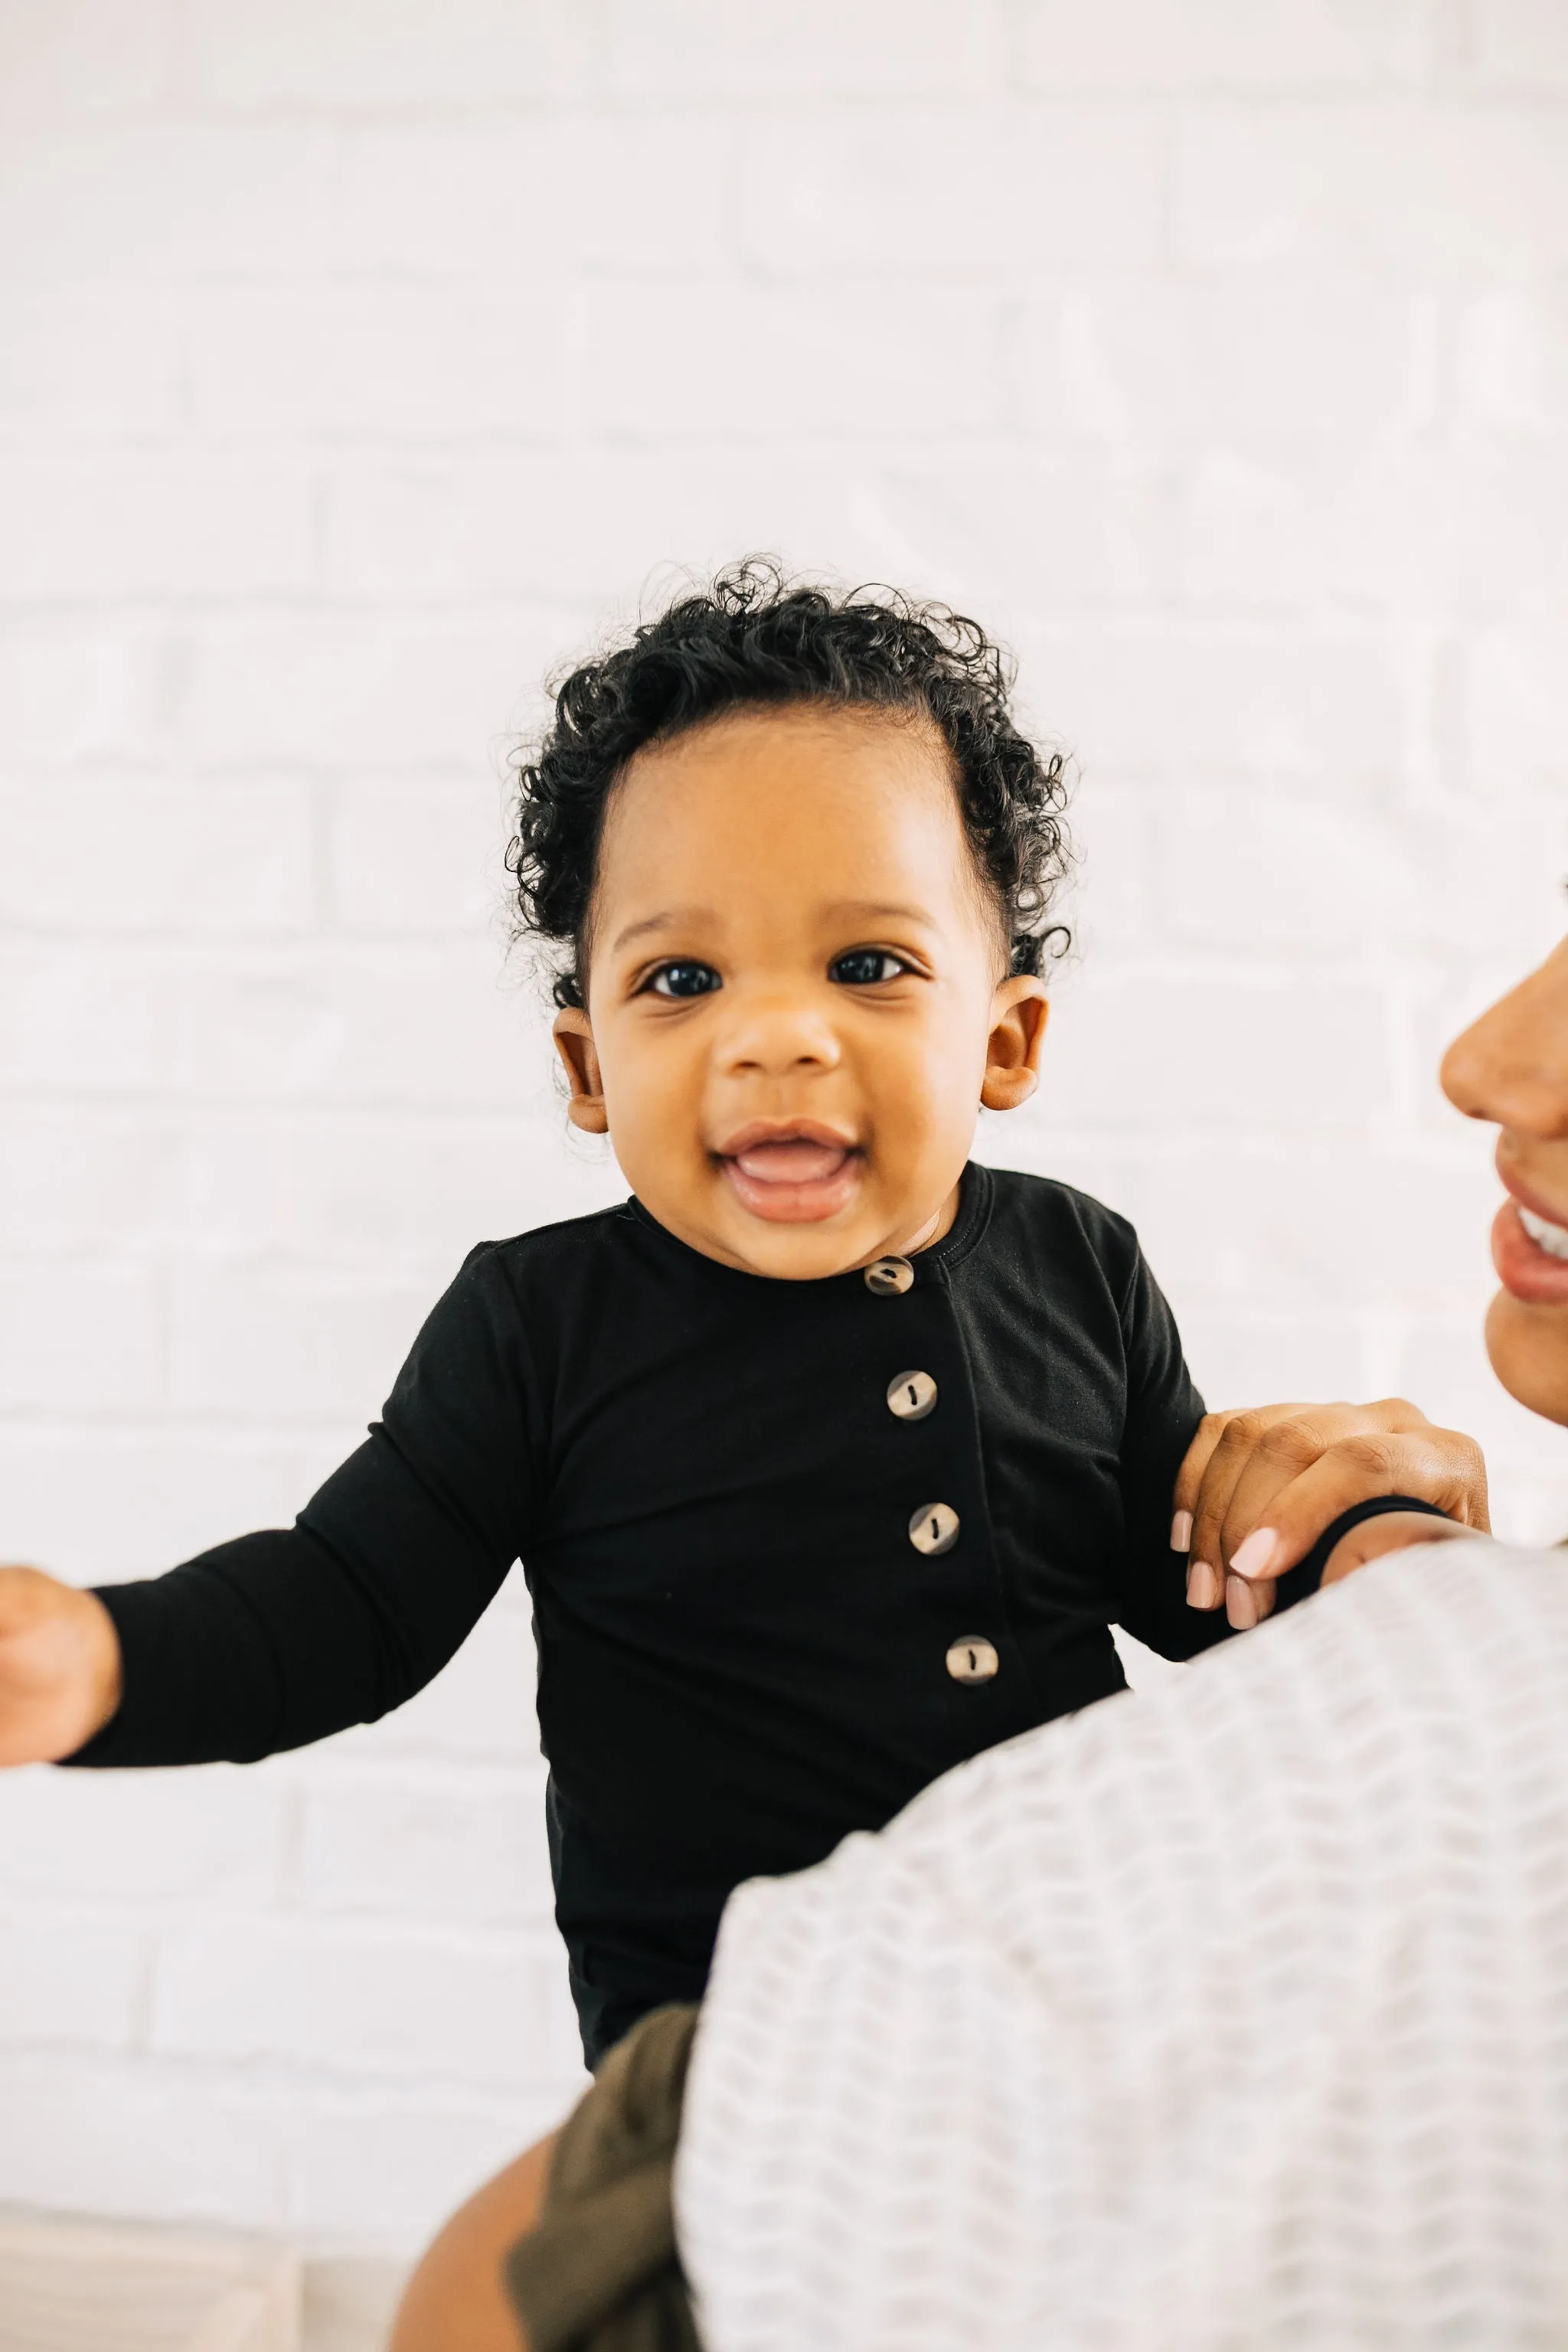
[{"xmin": 1485, "ymin": 1289, "xmax": 1568, "ymax": 1428}]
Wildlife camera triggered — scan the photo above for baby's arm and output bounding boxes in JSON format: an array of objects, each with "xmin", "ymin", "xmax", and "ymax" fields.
[{"xmin": 0, "ymin": 1243, "xmax": 537, "ymax": 1772}]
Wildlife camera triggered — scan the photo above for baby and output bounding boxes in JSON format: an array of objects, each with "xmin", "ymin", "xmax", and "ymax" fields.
[{"xmin": 0, "ymin": 564, "xmax": 1486, "ymax": 2065}]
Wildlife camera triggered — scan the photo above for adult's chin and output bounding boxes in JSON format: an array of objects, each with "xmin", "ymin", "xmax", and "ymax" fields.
[{"xmin": 1484, "ymin": 1289, "xmax": 1568, "ymax": 1428}]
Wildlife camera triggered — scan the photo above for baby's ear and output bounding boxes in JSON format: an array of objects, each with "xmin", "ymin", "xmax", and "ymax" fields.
[
  {"xmin": 980, "ymin": 981, "xmax": 1049, "ymax": 1112},
  {"xmin": 553, "ymin": 1009, "xmax": 609, "ymax": 1134}
]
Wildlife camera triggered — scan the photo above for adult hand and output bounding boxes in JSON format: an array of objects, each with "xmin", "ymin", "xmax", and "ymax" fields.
[
  {"xmin": 0, "ymin": 1565, "xmax": 122, "ymax": 1766},
  {"xmin": 1174, "ymin": 1400, "xmax": 1489, "ymax": 1629}
]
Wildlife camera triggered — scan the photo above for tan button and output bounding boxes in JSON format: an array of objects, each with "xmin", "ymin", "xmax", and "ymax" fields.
[
  {"xmin": 864, "ymin": 1255, "xmax": 914, "ymax": 1297},
  {"xmin": 946, "ymin": 1636, "xmax": 999, "ymax": 1685},
  {"xmin": 887, "ymin": 1369, "xmax": 938, "ymax": 1422},
  {"xmin": 909, "ymin": 1501, "xmax": 960, "ymax": 1557}
]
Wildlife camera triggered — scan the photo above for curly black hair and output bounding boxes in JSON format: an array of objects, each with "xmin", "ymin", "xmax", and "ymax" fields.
[{"xmin": 508, "ymin": 558, "xmax": 1072, "ymax": 1011}]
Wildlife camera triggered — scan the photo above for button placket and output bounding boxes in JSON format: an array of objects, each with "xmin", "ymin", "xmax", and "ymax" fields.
[{"xmin": 859, "ymin": 1247, "xmax": 1012, "ymax": 1702}]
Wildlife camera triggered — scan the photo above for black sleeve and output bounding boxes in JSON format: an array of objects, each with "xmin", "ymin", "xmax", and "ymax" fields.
[
  {"xmin": 1106, "ymin": 1244, "xmax": 1234, "ymax": 1663},
  {"xmin": 63, "ymin": 1245, "xmax": 539, "ymax": 1769}
]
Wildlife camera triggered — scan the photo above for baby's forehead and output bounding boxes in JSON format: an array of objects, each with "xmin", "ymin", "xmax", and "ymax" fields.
[
  {"xmin": 609, "ymin": 704, "xmax": 960, "ymax": 845},
  {"xmin": 593, "ymin": 708, "xmax": 998, "ymax": 960}
]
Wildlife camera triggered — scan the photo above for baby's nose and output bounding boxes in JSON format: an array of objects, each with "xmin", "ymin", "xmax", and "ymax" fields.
[{"xmin": 713, "ymin": 991, "xmax": 842, "ymax": 1075}]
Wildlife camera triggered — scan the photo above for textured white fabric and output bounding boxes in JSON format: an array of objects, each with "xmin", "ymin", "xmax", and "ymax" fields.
[{"xmin": 675, "ymin": 1543, "xmax": 1568, "ymax": 2350}]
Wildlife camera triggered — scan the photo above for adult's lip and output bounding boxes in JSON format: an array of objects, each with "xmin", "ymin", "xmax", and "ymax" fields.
[
  {"xmin": 712, "ymin": 1120, "xmax": 864, "ymax": 1225},
  {"xmin": 1492, "ymin": 1155, "xmax": 1568, "ymax": 1305},
  {"xmin": 1496, "ymin": 1154, "xmax": 1568, "ymax": 1234}
]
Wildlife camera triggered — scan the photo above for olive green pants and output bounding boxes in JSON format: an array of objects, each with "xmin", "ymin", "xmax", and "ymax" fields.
[{"xmin": 505, "ymin": 2004, "xmax": 703, "ymax": 2352}]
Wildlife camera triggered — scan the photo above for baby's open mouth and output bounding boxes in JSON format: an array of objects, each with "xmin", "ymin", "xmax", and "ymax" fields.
[{"xmin": 716, "ymin": 1126, "xmax": 863, "ymax": 1224}]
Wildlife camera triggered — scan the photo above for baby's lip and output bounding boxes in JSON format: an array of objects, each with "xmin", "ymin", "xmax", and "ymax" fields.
[
  {"xmin": 713, "ymin": 1122, "xmax": 864, "ymax": 1223},
  {"xmin": 714, "ymin": 1122, "xmax": 859, "ymax": 1182}
]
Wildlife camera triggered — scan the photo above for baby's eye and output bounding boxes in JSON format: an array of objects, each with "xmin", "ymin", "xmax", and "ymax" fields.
[
  {"xmin": 648, "ymin": 961, "xmax": 722, "ymax": 1000},
  {"xmin": 829, "ymin": 949, "xmax": 909, "ymax": 987}
]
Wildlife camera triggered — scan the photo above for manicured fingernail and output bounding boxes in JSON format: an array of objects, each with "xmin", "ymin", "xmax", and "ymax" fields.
[
  {"xmin": 1226, "ymin": 1573, "xmax": 1261, "ymax": 1629},
  {"xmin": 1229, "ymin": 1527, "xmax": 1278, "ymax": 1581},
  {"xmin": 1186, "ymin": 1560, "xmax": 1222, "ymax": 1609},
  {"xmin": 1170, "ymin": 1510, "xmax": 1194, "ymax": 1553}
]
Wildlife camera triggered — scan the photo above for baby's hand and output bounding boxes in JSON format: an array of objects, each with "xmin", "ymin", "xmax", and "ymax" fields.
[
  {"xmin": 1173, "ymin": 1400, "xmax": 1489, "ymax": 1628},
  {"xmin": 0, "ymin": 1565, "xmax": 122, "ymax": 1765}
]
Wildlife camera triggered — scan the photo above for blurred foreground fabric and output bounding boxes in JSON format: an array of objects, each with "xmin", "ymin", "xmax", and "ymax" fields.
[{"xmin": 678, "ymin": 1542, "xmax": 1568, "ymax": 2350}]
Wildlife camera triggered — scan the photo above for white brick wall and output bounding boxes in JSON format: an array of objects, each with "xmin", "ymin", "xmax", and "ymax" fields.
[{"xmin": 2, "ymin": 0, "xmax": 1566, "ymax": 2263}]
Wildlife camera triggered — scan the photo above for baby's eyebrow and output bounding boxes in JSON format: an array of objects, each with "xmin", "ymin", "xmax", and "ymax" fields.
[
  {"xmin": 824, "ymin": 900, "xmax": 938, "ymax": 929},
  {"xmin": 609, "ymin": 907, "xmax": 717, "ymax": 954}
]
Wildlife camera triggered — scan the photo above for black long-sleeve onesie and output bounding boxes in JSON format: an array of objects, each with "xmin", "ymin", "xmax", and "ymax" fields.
[{"xmin": 67, "ymin": 1165, "xmax": 1305, "ymax": 2062}]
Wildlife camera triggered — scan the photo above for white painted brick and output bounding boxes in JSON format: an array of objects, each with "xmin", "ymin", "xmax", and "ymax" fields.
[
  {"xmin": 0, "ymin": 128, "xmax": 337, "ymax": 283},
  {"xmin": 0, "ymin": 2052, "xmax": 289, "ymax": 2226},
  {"xmin": 583, "ymin": 282, "xmax": 1003, "ymax": 439},
  {"xmin": 0, "ymin": 282, "xmax": 187, "ymax": 439},
  {"xmin": 0, "ymin": 621, "xmax": 172, "ymax": 763},
  {"xmin": 321, "ymin": 450, "xmax": 869, "ymax": 606},
  {"xmin": 151, "ymin": 1917, "xmax": 560, "ymax": 2087},
  {"xmin": 1178, "ymin": 447, "xmax": 1458, "ymax": 612},
  {"xmin": 177, "ymin": 616, "xmax": 557, "ymax": 767},
  {"xmin": 188, "ymin": 283, "xmax": 566, "ymax": 442},
  {"xmin": 1465, "ymin": 622, "xmax": 1568, "ymax": 790},
  {"xmin": 1172, "ymin": 1306, "xmax": 1370, "ymax": 1407},
  {"xmin": 298, "ymin": 1769, "xmax": 548, "ymax": 1926},
  {"xmin": 327, "ymin": 775, "xmax": 508, "ymax": 934},
  {"xmin": 1038, "ymin": 971, "xmax": 1393, "ymax": 1133},
  {"xmin": 167, "ymin": 946, "xmax": 528, "ymax": 1109},
  {"xmin": 0, "ymin": 943, "xmax": 167, "ymax": 1095},
  {"xmin": 1178, "ymin": 106, "xmax": 1568, "ymax": 267},
  {"xmin": 607, "ymin": 0, "xmax": 995, "ymax": 96},
  {"xmin": 1021, "ymin": 280, "xmax": 1423, "ymax": 441},
  {"xmin": 1453, "ymin": 286, "xmax": 1546, "ymax": 429},
  {"xmin": 1124, "ymin": 1141, "xmax": 1503, "ymax": 1315},
  {"xmin": 739, "ymin": 107, "xmax": 1162, "ymax": 273},
  {"xmin": 1015, "ymin": 620, "xmax": 1408, "ymax": 781},
  {"xmin": 0, "ymin": 1429, "xmax": 344, "ymax": 1583},
  {"xmin": 1469, "ymin": 0, "xmax": 1568, "ymax": 84},
  {"xmin": 165, "ymin": 1108, "xmax": 602, "ymax": 1269},
  {"xmin": 188, "ymin": 0, "xmax": 593, "ymax": 109},
  {"xmin": 1020, "ymin": 0, "xmax": 1426, "ymax": 89},
  {"xmin": 0, "ymin": 1766, "xmax": 284, "ymax": 1901},
  {"xmin": 167, "ymin": 1260, "xmax": 439, "ymax": 1421},
  {"xmin": 0, "ymin": 0, "xmax": 177, "ymax": 116},
  {"xmin": 0, "ymin": 943, "xmax": 534, "ymax": 1110},
  {"xmin": 0, "ymin": 1106, "xmax": 176, "ymax": 1252},
  {"xmin": 0, "ymin": 779, "xmax": 315, "ymax": 934},
  {"xmin": 0, "ymin": 1914, "xmax": 145, "ymax": 2048},
  {"xmin": 0, "ymin": 458, "xmax": 316, "ymax": 600},
  {"xmin": 288, "ymin": 2092, "xmax": 579, "ymax": 2246},
  {"xmin": 0, "ymin": 1259, "xmax": 162, "ymax": 1411},
  {"xmin": 330, "ymin": 119, "xmax": 737, "ymax": 281},
  {"xmin": 866, "ymin": 456, "xmax": 1174, "ymax": 615}
]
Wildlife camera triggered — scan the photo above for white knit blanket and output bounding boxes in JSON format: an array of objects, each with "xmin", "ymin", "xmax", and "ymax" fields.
[{"xmin": 675, "ymin": 1541, "xmax": 1568, "ymax": 2350}]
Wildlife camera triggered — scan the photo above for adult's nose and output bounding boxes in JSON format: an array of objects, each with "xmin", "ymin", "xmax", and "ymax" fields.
[{"xmin": 1440, "ymin": 936, "xmax": 1568, "ymax": 1140}]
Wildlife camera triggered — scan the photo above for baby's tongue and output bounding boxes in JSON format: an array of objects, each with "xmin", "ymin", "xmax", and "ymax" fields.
[{"xmin": 734, "ymin": 1138, "xmax": 847, "ymax": 1184}]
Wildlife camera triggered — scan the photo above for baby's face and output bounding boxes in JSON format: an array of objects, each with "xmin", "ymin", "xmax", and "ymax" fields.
[{"xmin": 553, "ymin": 704, "xmax": 1047, "ymax": 1279}]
